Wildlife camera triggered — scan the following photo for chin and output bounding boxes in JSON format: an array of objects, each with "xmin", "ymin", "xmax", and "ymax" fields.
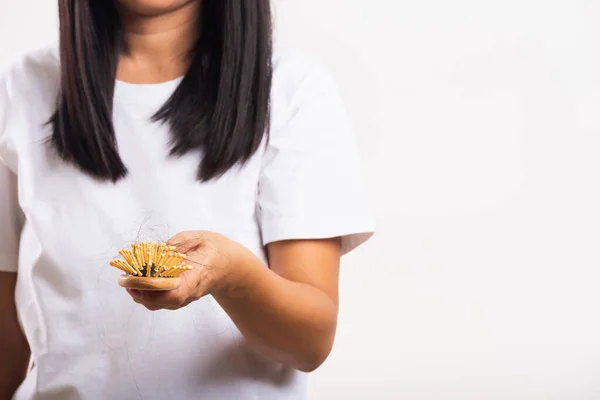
[{"xmin": 116, "ymin": 0, "xmax": 198, "ymax": 16}]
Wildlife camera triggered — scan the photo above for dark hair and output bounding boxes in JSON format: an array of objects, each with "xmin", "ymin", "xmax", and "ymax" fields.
[{"xmin": 50, "ymin": 0, "xmax": 273, "ymax": 182}]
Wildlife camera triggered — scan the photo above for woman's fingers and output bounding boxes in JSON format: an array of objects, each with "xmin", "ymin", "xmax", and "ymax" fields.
[
  {"xmin": 125, "ymin": 269, "xmax": 208, "ymax": 311},
  {"xmin": 123, "ymin": 231, "xmax": 225, "ymax": 311},
  {"xmin": 127, "ymin": 289, "xmax": 143, "ymax": 299},
  {"xmin": 167, "ymin": 231, "xmax": 204, "ymax": 253},
  {"xmin": 127, "ymin": 288, "xmax": 186, "ymax": 309}
]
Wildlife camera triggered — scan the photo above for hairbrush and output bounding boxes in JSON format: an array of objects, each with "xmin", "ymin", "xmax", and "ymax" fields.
[{"xmin": 109, "ymin": 241, "xmax": 192, "ymax": 291}]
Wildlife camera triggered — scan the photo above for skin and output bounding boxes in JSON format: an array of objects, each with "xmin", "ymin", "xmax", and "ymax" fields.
[
  {"xmin": 0, "ymin": 272, "xmax": 30, "ymax": 399},
  {"xmin": 1, "ymin": 1, "xmax": 341, "ymax": 396},
  {"xmin": 116, "ymin": 0, "xmax": 202, "ymax": 84}
]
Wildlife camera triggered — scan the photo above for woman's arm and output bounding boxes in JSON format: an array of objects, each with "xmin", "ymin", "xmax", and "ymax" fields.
[
  {"xmin": 214, "ymin": 238, "xmax": 341, "ymax": 372},
  {"xmin": 0, "ymin": 271, "xmax": 30, "ymax": 399},
  {"xmin": 127, "ymin": 232, "xmax": 342, "ymax": 372}
]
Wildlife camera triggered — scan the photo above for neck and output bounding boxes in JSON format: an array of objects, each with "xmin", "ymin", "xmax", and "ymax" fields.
[{"xmin": 116, "ymin": 1, "xmax": 202, "ymax": 84}]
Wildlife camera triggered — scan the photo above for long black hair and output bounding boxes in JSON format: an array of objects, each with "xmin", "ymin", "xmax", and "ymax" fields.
[{"xmin": 50, "ymin": 0, "xmax": 273, "ymax": 182}]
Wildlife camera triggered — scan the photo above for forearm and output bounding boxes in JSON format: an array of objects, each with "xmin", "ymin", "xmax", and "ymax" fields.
[
  {"xmin": 213, "ymin": 252, "xmax": 338, "ymax": 372},
  {"xmin": 0, "ymin": 272, "xmax": 30, "ymax": 398},
  {"xmin": 0, "ymin": 341, "xmax": 30, "ymax": 399}
]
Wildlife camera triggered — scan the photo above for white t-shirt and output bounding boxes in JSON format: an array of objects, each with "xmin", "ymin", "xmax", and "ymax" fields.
[{"xmin": 0, "ymin": 44, "xmax": 374, "ymax": 400}]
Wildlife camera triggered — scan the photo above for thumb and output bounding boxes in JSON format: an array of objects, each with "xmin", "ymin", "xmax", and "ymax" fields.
[{"xmin": 167, "ymin": 231, "xmax": 204, "ymax": 253}]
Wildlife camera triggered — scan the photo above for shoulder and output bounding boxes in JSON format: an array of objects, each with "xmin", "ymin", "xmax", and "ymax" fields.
[
  {"xmin": 272, "ymin": 45, "xmax": 329, "ymax": 83},
  {"xmin": 271, "ymin": 44, "xmax": 339, "ymax": 96},
  {"xmin": 0, "ymin": 44, "xmax": 59, "ymax": 171},
  {"xmin": 0, "ymin": 42, "xmax": 60, "ymax": 107},
  {"xmin": 270, "ymin": 45, "xmax": 343, "ymax": 129}
]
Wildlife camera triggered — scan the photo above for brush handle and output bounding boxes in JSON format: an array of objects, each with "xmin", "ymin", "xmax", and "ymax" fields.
[{"xmin": 118, "ymin": 275, "xmax": 181, "ymax": 291}]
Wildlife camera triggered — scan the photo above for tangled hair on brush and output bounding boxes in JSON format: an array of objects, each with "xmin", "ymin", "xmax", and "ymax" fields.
[{"xmin": 50, "ymin": 0, "xmax": 273, "ymax": 182}]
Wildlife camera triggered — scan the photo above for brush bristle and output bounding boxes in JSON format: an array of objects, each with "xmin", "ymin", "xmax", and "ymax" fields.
[{"xmin": 109, "ymin": 241, "xmax": 192, "ymax": 278}]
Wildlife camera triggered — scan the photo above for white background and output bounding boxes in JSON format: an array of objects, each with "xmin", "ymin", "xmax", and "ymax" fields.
[{"xmin": 2, "ymin": 1, "xmax": 600, "ymax": 399}]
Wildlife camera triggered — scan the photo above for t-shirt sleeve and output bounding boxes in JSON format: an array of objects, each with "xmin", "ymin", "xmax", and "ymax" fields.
[
  {"xmin": 258, "ymin": 61, "xmax": 375, "ymax": 255},
  {"xmin": 0, "ymin": 72, "xmax": 23, "ymax": 273}
]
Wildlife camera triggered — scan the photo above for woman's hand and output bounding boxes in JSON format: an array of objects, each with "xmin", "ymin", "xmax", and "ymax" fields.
[
  {"xmin": 127, "ymin": 231, "xmax": 341, "ymax": 370},
  {"xmin": 126, "ymin": 231, "xmax": 248, "ymax": 311}
]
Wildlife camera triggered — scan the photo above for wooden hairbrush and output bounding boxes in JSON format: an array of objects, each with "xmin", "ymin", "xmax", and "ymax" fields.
[{"xmin": 109, "ymin": 241, "xmax": 192, "ymax": 291}]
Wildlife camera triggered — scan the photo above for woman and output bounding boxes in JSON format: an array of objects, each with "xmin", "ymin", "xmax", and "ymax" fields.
[{"xmin": 0, "ymin": 1, "xmax": 373, "ymax": 399}]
